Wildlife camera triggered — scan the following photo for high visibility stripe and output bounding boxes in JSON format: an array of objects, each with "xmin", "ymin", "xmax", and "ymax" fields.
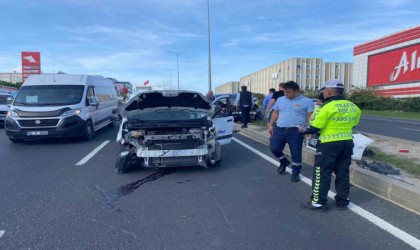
[{"xmin": 312, "ymin": 165, "xmax": 321, "ymax": 204}]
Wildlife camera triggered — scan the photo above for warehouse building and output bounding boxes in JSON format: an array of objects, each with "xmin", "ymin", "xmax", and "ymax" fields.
[{"xmin": 215, "ymin": 58, "xmax": 352, "ymax": 95}]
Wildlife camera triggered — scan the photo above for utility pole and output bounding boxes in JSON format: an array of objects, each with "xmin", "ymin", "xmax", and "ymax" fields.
[
  {"xmin": 168, "ymin": 51, "xmax": 185, "ymax": 90},
  {"xmin": 207, "ymin": 0, "xmax": 212, "ymax": 92}
]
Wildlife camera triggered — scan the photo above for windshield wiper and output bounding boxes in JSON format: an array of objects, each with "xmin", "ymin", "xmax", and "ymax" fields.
[
  {"xmin": 12, "ymin": 102, "xmax": 39, "ymax": 106},
  {"xmin": 36, "ymin": 103, "xmax": 56, "ymax": 106}
]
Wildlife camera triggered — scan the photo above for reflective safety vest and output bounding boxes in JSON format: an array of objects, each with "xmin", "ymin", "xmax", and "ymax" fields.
[{"xmin": 310, "ymin": 99, "xmax": 361, "ymax": 143}]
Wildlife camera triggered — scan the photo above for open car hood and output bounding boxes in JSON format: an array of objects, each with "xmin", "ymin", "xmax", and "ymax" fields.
[{"xmin": 122, "ymin": 90, "xmax": 213, "ymax": 115}]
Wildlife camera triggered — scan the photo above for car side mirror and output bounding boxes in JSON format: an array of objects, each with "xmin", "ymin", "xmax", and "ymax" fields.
[
  {"xmin": 88, "ymin": 96, "xmax": 99, "ymax": 106},
  {"xmin": 7, "ymin": 97, "xmax": 13, "ymax": 107}
]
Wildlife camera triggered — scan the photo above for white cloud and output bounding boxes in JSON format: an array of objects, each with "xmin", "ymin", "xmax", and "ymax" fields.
[{"xmin": 222, "ymin": 39, "xmax": 238, "ymax": 48}]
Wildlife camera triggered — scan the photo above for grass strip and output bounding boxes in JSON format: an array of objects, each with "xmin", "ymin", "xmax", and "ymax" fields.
[{"xmin": 369, "ymin": 147, "xmax": 420, "ymax": 177}]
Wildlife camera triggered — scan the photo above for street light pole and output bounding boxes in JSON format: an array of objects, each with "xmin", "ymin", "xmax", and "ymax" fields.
[
  {"xmin": 207, "ymin": 0, "xmax": 212, "ymax": 92},
  {"xmin": 168, "ymin": 51, "xmax": 185, "ymax": 90},
  {"xmin": 165, "ymin": 68, "xmax": 175, "ymax": 90}
]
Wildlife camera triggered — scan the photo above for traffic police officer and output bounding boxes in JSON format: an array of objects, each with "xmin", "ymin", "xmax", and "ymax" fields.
[{"xmin": 299, "ymin": 79, "xmax": 361, "ymax": 211}]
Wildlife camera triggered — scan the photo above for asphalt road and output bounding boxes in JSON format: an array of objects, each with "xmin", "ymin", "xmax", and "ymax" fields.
[
  {"xmin": 0, "ymin": 127, "xmax": 420, "ymax": 249},
  {"xmin": 356, "ymin": 116, "xmax": 420, "ymax": 142}
]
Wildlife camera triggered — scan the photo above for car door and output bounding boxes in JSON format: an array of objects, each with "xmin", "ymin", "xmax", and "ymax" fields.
[{"xmin": 212, "ymin": 95, "xmax": 234, "ymax": 145}]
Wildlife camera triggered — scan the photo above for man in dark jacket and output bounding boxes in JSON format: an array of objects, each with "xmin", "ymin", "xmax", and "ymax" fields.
[{"xmin": 236, "ymin": 85, "xmax": 254, "ymax": 128}]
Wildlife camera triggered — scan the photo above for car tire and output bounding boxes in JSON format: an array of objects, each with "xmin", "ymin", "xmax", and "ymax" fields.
[
  {"xmin": 82, "ymin": 120, "xmax": 95, "ymax": 140},
  {"xmin": 115, "ymin": 150, "xmax": 133, "ymax": 174},
  {"xmin": 9, "ymin": 138, "xmax": 23, "ymax": 143}
]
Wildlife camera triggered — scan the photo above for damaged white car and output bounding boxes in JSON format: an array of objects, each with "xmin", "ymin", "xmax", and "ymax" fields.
[{"xmin": 115, "ymin": 90, "xmax": 234, "ymax": 174}]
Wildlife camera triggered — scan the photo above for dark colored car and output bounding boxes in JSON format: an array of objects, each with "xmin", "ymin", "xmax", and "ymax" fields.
[
  {"xmin": 214, "ymin": 93, "xmax": 263, "ymax": 121},
  {"xmin": 0, "ymin": 92, "xmax": 12, "ymax": 127}
]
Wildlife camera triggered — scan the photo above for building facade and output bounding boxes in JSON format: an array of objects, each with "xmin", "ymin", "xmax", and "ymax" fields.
[
  {"xmin": 215, "ymin": 81, "xmax": 240, "ymax": 94},
  {"xmin": 0, "ymin": 73, "xmax": 23, "ymax": 84},
  {"xmin": 216, "ymin": 58, "xmax": 352, "ymax": 95},
  {"xmin": 353, "ymin": 26, "xmax": 420, "ymax": 98}
]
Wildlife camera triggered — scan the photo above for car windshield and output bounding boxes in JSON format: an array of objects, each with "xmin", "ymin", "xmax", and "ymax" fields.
[
  {"xmin": 0, "ymin": 94, "xmax": 11, "ymax": 105},
  {"xmin": 14, "ymin": 85, "xmax": 84, "ymax": 106},
  {"xmin": 214, "ymin": 93, "xmax": 237, "ymax": 102},
  {"xmin": 129, "ymin": 110, "xmax": 207, "ymax": 121}
]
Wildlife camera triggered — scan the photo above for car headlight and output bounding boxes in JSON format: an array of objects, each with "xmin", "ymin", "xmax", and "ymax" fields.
[
  {"xmin": 62, "ymin": 109, "xmax": 81, "ymax": 117},
  {"xmin": 7, "ymin": 110, "xmax": 19, "ymax": 117}
]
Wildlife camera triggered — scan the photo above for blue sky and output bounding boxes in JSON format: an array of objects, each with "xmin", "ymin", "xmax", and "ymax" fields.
[{"xmin": 0, "ymin": 0, "xmax": 419, "ymax": 93}]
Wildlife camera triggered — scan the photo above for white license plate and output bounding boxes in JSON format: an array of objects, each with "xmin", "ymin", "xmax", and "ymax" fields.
[{"xmin": 26, "ymin": 131, "xmax": 49, "ymax": 136}]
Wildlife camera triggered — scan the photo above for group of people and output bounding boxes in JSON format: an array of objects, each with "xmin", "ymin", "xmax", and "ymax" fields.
[
  {"xmin": 207, "ymin": 79, "xmax": 361, "ymax": 212},
  {"xmin": 265, "ymin": 79, "xmax": 361, "ymax": 212}
]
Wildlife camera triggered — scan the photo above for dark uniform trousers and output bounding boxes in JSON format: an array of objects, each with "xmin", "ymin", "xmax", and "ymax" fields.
[
  {"xmin": 312, "ymin": 139, "xmax": 354, "ymax": 206},
  {"xmin": 240, "ymin": 106, "xmax": 251, "ymax": 126}
]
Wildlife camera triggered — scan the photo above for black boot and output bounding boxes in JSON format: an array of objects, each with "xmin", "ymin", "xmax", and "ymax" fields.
[{"xmin": 277, "ymin": 157, "xmax": 290, "ymax": 175}]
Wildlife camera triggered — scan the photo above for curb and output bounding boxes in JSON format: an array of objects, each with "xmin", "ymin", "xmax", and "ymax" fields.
[{"xmin": 234, "ymin": 124, "xmax": 420, "ymax": 215}]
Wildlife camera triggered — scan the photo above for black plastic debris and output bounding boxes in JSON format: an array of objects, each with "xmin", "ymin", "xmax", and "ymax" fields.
[
  {"xmin": 363, "ymin": 148, "xmax": 375, "ymax": 157},
  {"xmin": 356, "ymin": 160, "xmax": 401, "ymax": 176}
]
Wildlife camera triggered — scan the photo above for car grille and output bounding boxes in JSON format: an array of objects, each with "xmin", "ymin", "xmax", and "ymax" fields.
[
  {"xmin": 148, "ymin": 141, "xmax": 199, "ymax": 166},
  {"xmin": 0, "ymin": 111, "xmax": 7, "ymax": 115},
  {"xmin": 148, "ymin": 141, "xmax": 198, "ymax": 150},
  {"xmin": 18, "ymin": 119, "xmax": 60, "ymax": 127},
  {"xmin": 151, "ymin": 156, "xmax": 198, "ymax": 166}
]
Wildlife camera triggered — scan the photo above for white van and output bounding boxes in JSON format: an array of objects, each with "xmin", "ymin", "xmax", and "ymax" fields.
[{"xmin": 5, "ymin": 74, "xmax": 118, "ymax": 142}]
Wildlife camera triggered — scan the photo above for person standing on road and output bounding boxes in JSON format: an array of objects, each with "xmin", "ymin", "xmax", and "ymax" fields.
[
  {"xmin": 265, "ymin": 83, "xmax": 286, "ymax": 125},
  {"xmin": 299, "ymin": 79, "xmax": 361, "ymax": 211},
  {"xmin": 236, "ymin": 85, "xmax": 254, "ymax": 128},
  {"xmin": 206, "ymin": 90, "xmax": 215, "ymax": 102},
  {"xmin": 268, "ymin": 81, "xmax": 314, "ymax": 182},
  {"xmin": 263, "ymin": 88, "xmax": 276, "ymax": 110},
  {"xmin": 121, "ymin": 85, "xmax": 129, "ymax": 101}
]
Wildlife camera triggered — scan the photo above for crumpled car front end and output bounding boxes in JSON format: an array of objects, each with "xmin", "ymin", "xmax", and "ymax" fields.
[{"xmin": 115, "ymin": 91, "xmax": 222, "ymax": 174}]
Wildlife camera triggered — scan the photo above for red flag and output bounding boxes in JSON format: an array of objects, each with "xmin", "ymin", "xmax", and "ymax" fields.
[{"xmin": 144, "ymin": 80, "xmax": 149, "ymax": 86}]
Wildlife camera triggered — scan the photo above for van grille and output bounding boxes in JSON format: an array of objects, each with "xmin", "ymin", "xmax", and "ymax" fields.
[{"xmin": 18, "ymin": 119, "xmax": 59, "ymax": 127}]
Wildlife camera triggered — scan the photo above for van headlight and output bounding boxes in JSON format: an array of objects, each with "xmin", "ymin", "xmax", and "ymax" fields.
[
  {"xmin": 7, "ymin": 110, "xmax": 19, "ymax": 117},
  {"xmin": 62, "ymin": 109, "xmax": 81, "ymax": 117}
]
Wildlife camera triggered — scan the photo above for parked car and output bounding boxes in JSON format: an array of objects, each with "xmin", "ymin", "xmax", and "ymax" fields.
[
  {"xmin": 5, "ymin": 74, "xmax": 118, "ymax": 142},
  {"xmin": 0, "ymin": 91, "xmax": 12, "ymax": 127},
  {"xmin": 115, "ymin": 90, "xmax": 234, "ymax": 174},
  {"xmin": 214, "ymin": 93, "xmax": 263, "ymax": 121}
]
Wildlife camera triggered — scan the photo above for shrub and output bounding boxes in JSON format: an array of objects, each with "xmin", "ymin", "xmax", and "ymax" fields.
[{"xmin": 348, "ymin": 87, "xmax": 420, "ymax": 112}]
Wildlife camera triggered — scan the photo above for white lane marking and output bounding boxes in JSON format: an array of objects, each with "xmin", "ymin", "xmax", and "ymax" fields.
[
  {"xmin": 76, "ymin": 140, "xmax": 110, "ymax": 166},
  {"xmin": 232, "ymin": 137, "xmax": 420, "ymax": 249},
  {"xmin": 0, "ymin": 230, "xmax": 4, "ymax": 238},
  {"xmin": 400, "ymin": 127, "xmax": 420, "ymax": 132}
]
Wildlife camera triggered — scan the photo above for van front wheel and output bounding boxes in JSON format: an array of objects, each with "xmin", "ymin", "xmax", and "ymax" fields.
[{"xmin": 83, "ymin": 120, "xmax": 95, "ymax": 140}]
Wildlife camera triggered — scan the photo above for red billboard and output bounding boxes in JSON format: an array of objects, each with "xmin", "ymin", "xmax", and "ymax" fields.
[
  {"xmin": 21, "ymin": 52, "xmax": 41, "ymax": 82},
  {"xmin": 367, "ymin": 43, "xmax": 420, "ymax": 86}
]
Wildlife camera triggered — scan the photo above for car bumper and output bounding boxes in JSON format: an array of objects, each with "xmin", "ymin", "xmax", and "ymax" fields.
[{"xmin": 5, "ymin": 116, "xmax": 87, "ymax": 140}]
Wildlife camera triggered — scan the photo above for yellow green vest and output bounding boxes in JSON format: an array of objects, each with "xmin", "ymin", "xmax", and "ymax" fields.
[{"xmin": 310, "ymin": 99, "xmax": 361, "ymax": 143}]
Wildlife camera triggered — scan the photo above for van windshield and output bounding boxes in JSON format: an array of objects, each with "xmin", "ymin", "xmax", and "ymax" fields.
[{"xmin": 14, "ymin": 85, "xmax": 84, "ymax": 106}]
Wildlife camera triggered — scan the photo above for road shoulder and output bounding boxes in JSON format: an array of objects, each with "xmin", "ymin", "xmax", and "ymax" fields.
[{"xmin": 235, "ymin": 123, "xmax": 420, "ymax": 215}]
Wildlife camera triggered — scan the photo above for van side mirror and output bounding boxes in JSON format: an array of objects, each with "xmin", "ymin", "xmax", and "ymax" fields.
[
  {"xmin": 7, "ymin": 97, "xmax": 13, "ymax": 107},
  {"xmin": 88, "ymin": 96, "xmax": 99, "ymax": 106}
]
